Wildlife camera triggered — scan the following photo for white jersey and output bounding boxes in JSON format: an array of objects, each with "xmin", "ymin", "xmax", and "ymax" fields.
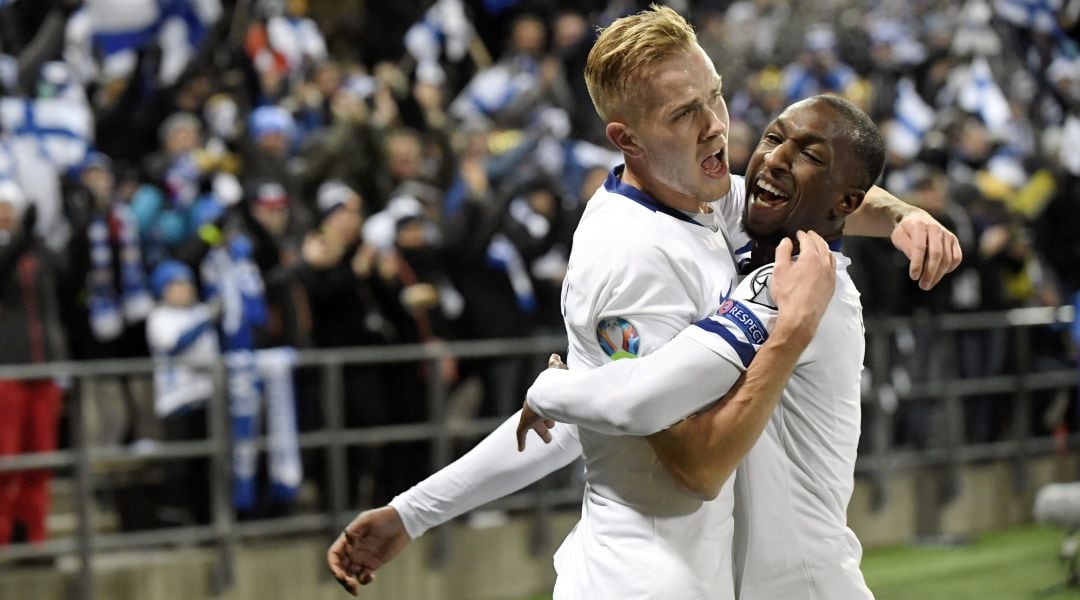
[
  {"xmin": 551, "ymin": 167, "xmax": 744, "ymax": 600},
  {"xmin": 388, "ymin": 166, "xmax": 748, "ymax": 599},
  {"xmin": 721, "ymin": 259, "xmax": 872, "ymax": 600},
  {"xmin": 530, "ymin": 248, "xmax": 870, "ymax": 600},
  {"xmin": 146, "ymin": 304, "xmax": 219, "ymax": 417}
]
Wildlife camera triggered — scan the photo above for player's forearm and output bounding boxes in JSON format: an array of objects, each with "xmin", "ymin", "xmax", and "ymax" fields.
[
  {"xmin": 528, "ymin": 336, "xmax": 737, "ymax": 436},
  {"xmin": 389, "ymin": 411, "xmax": 581, "ymax": 538},
  {"xmin": 846, "ymin": 185, "xmax": 923, "ymax": 238},
  {"xmin": 647, "ymin": 322, "xmax": 811, "ymax": 500}
]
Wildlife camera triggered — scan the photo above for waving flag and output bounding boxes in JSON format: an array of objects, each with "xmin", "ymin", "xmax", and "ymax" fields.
[
  {"xmin": 405, "ymin": 0, "xmax": 477, "ymax": 82},
  {"xmin": 889, "ymin": 78, "xmax": 936, "ymax": 160},
  {"xmin": 993, "ymin": 0, "xmax": 1064, "ymax": 36},
  {"xmin": 958, "ymin": 57, "xmax": 1012, "ymax": 136}
]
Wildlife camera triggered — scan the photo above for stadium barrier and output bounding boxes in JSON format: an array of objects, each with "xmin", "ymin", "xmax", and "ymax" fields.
[{"xmin": 0, "ymin": 305, "xmax": 1075, "ymax": 600}]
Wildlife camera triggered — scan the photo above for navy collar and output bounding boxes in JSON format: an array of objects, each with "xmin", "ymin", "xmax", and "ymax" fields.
[
  {"xmin": 604, "ymin": 165, "xmax": 705, "ymax": 227},
  {"xmin": 828, "ymin": 238, "xmax": 843, "ymax": 252}
]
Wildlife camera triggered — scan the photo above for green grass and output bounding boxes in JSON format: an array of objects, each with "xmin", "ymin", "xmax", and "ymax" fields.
[
  {"xmin": 863, "ymin": 525, "xmax": 1080, "ymax": 600},
  {"xmin": 521, "ymin": 525, "xmax": 1080, "ymax": 600}
]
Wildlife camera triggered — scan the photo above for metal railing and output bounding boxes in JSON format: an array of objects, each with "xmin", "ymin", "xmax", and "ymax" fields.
[{"xmin": 0, "ymin": 306, "xmax": 1075, "ymax": 599}]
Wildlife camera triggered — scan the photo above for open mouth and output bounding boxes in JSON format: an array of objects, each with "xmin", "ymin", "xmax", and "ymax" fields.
[
  {"xmin": 700, "ymin": 148, "xmax": 727, "ymax": 177},
  {"xmin": 751, "ymin": 176, "xmax": 790, "ymax": 206}
]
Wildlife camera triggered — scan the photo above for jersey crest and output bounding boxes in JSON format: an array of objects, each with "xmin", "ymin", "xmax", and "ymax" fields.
[
  {"xmin": 747, "ymin": 265, "xmax": 777, "ymax": 309},
  {"xmin": 596, "ymin": 317, "xmax": 640, "ymax": 360}
]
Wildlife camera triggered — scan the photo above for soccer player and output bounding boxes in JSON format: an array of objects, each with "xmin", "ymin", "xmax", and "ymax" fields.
[
  {"xmin": 328, "ymin": 6, "xmax": 960, "ymax": 597},
  {"xmin": 523, "ymin": 94, "xmax": 885, "ymax": 599}
]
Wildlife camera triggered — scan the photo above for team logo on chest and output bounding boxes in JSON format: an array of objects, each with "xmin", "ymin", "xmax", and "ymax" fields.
[{"xmin": 596, "ymin": 317, "xmax": 640, "ymax": 360}]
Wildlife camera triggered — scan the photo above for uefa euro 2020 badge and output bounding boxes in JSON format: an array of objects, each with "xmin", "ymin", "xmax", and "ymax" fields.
[{"xmin": 596, "ymin": 317, "xmax": 640, "ymax": 360}]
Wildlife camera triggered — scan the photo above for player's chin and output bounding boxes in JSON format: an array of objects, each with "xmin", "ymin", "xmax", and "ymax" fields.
[{"xmin": 699, "ymin": 172, "xmax": 731, "ymax": 199}]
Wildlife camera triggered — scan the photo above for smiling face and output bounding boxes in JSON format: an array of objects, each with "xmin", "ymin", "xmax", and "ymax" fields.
[
  {"xmin": 742, "ymin": 98, "xmax": 867, "ymax": 241},
  {"xmin": 615, "ymin": 45, "xmax": 730, "ymax": 210}
]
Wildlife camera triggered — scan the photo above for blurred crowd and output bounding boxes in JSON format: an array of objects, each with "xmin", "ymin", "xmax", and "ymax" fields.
[{"xmin": 0, "ymin": 0, "xmax": 1077, "ymax": 543}]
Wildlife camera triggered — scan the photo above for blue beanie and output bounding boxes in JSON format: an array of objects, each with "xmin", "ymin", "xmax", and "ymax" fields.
[
  {"xmin": 151, "ymin": 260, "xmax": 194, "ymax": 299},
  {"xmin": 249, "ymin": 105, "xmax": 296, "ymax": 141}
]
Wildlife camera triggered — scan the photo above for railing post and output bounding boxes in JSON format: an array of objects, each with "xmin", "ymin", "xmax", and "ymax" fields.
[
  {"xmin": 940, "ymin": 330, "xmax": 964, "ymax": 506},
  {"xmin": 426, "ymin": 349, "xmax": 451, "ymax": 569},
  {"xmin": 209, "ymin": 361, "xmax": 235, "ymax": 595},
  {"xmin": 528, "ymin": 350, "xmax": 552, "ymax": 557},
  {"xmin": 72, "ymin": 375, "xmax": 94, "ymax": 600},
  {"xmin": 867, "ymin": 329, "xmax": 893, "ymax": 511},
  {"xmin": 322, "ymin": 361, "xmax": 348, "ymax": 532},
  {"xmin": 1011, "ymin": 326, "xmax": 1033, "ymax": 493}
]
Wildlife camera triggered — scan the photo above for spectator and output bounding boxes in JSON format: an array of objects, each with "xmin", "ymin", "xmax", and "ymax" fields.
[
  {"xmin": 146, "ymin": 260, "xmax": 219, "ymax": 525},
  {"xmin": 0, "ymin": 180, "xmax": 67, "ymax": 546},
  {"xmin": 299, "ymin": 180, "xmax": 412, "ymax": 504},
  {"xmin": 61, "ymin": 153, "xmax": 158, "ymax": 475}
]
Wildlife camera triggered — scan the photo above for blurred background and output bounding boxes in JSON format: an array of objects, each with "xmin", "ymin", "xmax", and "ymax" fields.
[{"xmin": 0, "ymin": 0, "xmax": 1077, "ymax": 598}]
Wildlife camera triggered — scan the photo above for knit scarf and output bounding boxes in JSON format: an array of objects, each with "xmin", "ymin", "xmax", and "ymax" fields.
[
  {"xmin": 201, "ymin": 234, "xmax": 275, "ymax": 510},
  {"xmin": 87, "ymin": 203, "xmax": 154, "ymax": 341},
  {"xmin": 485, "ymin": 233, "xmax": 535, "ymax": 313}
]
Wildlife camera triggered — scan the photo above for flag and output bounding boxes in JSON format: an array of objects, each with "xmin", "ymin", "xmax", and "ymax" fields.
[
  {"xmin": 889, "ymin": 78, "xmax": 935, "ymax": 160},
  {"xmin": 957, "ymin": 57, "xmax": 1012, "ymax": 136},
  {"xmin": 405, "ymin": 0, "xmax": 475, "ymax": 67},
  {"xmin": 993, "ymin": 0, "xmax": 1064, "ymax": 36}
]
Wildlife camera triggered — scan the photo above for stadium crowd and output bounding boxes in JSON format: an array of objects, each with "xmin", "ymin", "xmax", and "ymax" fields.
[{"xmin": 0, "ymin": 0, "xmax": 1077, "ymax": 543}]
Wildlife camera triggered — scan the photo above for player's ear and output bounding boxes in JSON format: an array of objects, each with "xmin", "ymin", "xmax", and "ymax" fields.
[
  {"xmin": 606, "ymin": 121, "xmax": 643, "ymax": 158},
  {"xmin": 832, "ymin": 189, "xmax": 865, "ymax": 218}
]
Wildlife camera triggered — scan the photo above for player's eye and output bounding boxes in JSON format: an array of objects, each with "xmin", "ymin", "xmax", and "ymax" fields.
[{"xmin": 763, "ymin": 132, "xmax": 782, "ymax": 145}]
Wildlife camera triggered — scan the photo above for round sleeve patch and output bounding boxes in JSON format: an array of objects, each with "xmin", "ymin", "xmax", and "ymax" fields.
[{"xmin": 596, "ymin": 317, "xmax": 640, "ymax": 360}]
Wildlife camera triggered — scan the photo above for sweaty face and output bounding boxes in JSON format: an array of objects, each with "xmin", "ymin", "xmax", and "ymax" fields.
[
  {"xmin": 742, "ymin": 99, "xmax": 860, "ymax": 239},
  {"xmin": 626, "ymin": 46, "xmax": 730, "ymax": 208}
]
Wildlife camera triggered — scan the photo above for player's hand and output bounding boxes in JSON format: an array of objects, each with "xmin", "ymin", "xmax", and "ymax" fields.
[
  {"xmin": 516, "ymin": 401, "xmax": 555, "ymax": 452},
  {"xmin": 327, "ymin": 506, "xmax": 411, "ymax": 595},
  {"xmin": 771, "ymin": 231, "xmax": 836, "ymax": 341},
  {"xmin": 890, "ymin": 210, "xmax": 962, "ymax": 291},
  {"xmin": 515, "ymin": 354, "xmax": 566, "ymax": 451}
]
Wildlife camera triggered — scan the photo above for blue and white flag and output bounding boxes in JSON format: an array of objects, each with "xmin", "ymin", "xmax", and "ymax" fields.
[
  {"xmin": 404, "ymin": 0, "xmax": 476, "ymax": 83},
  {"xmin": 957, "ymin": 57, "xmax": 1013, "ymax": 136},
  {"xmin": 889, "ymin": 78, "xmax": 936, "ymax": 160},
  {"xmin": 993, "ymin": 0, "xmax": 1065, "ymax": 36}
]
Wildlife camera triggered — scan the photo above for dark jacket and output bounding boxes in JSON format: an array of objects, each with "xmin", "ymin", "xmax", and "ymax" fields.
[{"xmin": 0, "ymin": 215, "xmax": 68, "ymax": 365}]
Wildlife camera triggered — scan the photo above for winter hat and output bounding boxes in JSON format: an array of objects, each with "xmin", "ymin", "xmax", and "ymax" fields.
[{"xmin": 151, "ymin": 260, "xmax": 194, "ymax": 299}]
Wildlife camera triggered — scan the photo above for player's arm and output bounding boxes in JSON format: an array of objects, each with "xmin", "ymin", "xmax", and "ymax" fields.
[
  {"xmin": 645, "ymin": 232, "xmax": 836, "ymax": 501},
  {"xmin": 846, "ymin": 185, "xmax": 962, "ymax": 290},
  {"xmin": 328, "ymin": 413, "xmax": 580, "ymax": 594},
  {"xmin": 522, "ymin": 333, "xmax": 743, "ymax": 439}
]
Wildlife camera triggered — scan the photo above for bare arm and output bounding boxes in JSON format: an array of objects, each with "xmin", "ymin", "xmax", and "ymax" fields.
[
  {"xmin": 846, "ymin": 185, "xmax": 962, "ymax": 290},
  {"xmin": 645, "ymin": 231, "xmax": 836, "ymax": 500}
]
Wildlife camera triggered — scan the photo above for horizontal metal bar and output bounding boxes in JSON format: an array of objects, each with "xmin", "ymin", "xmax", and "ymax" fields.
[
  {"xmin": 865, "ymin": 304, "xmax": 1074, "ymax": 333},
  {"xmin": 0, "ymin": 449, "xmax": 76, "ymax": 471},
  {"xmin": 870, "ymin": 369, "xmax": 1077, "ymax": 404},
  {"xmin": 0, "ymin": 418, "xmax": 509, "ymax": 473},
  {"xmin": 0, "ymin": 440, "xmax": 218, "ymax": 473},
  {"xmin": 855, "ymin": 434, "xmax": 1080, "ymax": 472},
  {"xmin": 0, "ymin": 335, "xmax": 570, "ymax": 380},
  {"xmin": 0, "ymin": 537, "xmax": 77, "ymax": 562}
]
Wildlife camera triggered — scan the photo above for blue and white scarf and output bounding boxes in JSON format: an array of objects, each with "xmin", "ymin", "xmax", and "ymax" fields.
[
  {"xmin": 88, "ymin": 204, "xmax": 154, "ymax": 341},
  {"xmin": 257, "ymin": 347, "xmax": 301, "ymax": 503},
  {"xmin": 485, "ymin": 233, "xmax": 535, "ymax": 313},
  {"xmin": 201, "ymin": 234, "xmax": 273, "ymax": 510}
]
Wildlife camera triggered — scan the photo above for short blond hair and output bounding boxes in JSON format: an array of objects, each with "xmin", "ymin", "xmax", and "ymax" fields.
[{"xmin": 584, "ymin": 4, "xmax": 698, "ymax": 123}]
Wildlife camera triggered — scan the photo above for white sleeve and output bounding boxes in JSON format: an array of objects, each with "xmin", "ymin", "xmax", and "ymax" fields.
[
  {"xmin": 389, "ymin": 412, "xmax": 581, "ymax": 539},
  {"xmin": 528, "ymin": 333, "xmax": 743, "ymax": 436}
]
